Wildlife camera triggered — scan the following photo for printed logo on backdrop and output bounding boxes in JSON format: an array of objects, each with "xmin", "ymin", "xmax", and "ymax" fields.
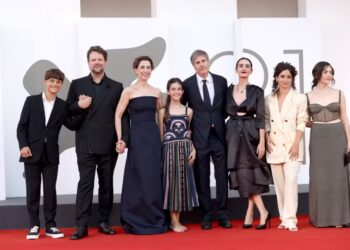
[
  {"xmin": 211, "ymin": 49, "xmax": 305, "ymax": 92},
  {"xmin": 22, "ymin": 37, "xmax": 166, "ymax": 157},
  {"xmin": 22, "ymin": 37, "xmax": 305, "ymax": 156}
]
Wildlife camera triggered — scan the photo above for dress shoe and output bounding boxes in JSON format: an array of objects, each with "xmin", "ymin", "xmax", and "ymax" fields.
[
  {"xmin": 256, "ymin": 212, "xmax": 271, "ymax": 230},
  {"xmin": 218, "ymin": 219, "xmax": 232, "ymax": 228},
  {"xmin": 98, "ymin": 222, "xmax": 116, "ymax": 235},
  {"xmin": 201, "ymin": 220, "xmax": 212, "ymax": 230},
  {"xmin": 70, "ymin": 226, "xmax": 88, "ymax": 240},
  {"xmin": 242, "ymin": 223, "xmax": 253, "ymax": 229}
]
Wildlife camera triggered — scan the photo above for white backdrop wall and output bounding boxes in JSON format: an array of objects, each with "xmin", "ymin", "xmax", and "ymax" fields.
[
  {"xmin": 0, "ymin": 0, "xmax": 349, "ymax": 199},
  {"xmin": 0, "ymin": 0, "xmax": 81, "ymax": 198},
  {"xmin": 0, "ymin": 22, "xmax": 5, "ymax": 200},
  {"xmin": 304, "ymin": 0, "xmax": 350, "ymax": 112}
]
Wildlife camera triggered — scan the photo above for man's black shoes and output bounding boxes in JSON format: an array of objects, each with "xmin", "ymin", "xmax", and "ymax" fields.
[
  {"xmin": 98, "ymin": 222, "xmax": 116, "ymax": 235},
  {"xmin": 70, "ymin": 226, "xmax": 88, "ymax": 240},
  {"xmin": 218, "ymin": 218, "xmax": 232, "ymax": 228}
]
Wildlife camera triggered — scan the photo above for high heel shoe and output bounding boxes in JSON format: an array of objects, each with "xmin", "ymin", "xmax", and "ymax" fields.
[
  {"xmin": 242, "ymin": 224, "xmax": 253, "ymax": 229},
  {"xmin": 256, "ymin": 212, "xmax": 271, "ymax": 230}
]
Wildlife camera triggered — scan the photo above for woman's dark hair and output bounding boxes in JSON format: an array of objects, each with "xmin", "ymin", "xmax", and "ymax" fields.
[
  {"xmin": 132, "ymin": 55, "xmax": 154, "ymax": 69},
  {"xmin": 235, "ymin": 57, "xmax": 253, "ymax": 70},
  {"xmin": 163, "ymin": 78, "xmax": 183, "ymax": 123},
  {"xmin": 311, "ymin": 61, "xmax": 335, "ymax": 89},
  {"xmin": 272, "ymin": 62, "xmax": 298, "ymax": 94}
]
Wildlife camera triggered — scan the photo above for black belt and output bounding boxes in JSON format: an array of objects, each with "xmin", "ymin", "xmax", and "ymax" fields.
[{"xmin": 230, "ymin": 115, "xmax": 254, "ymax": 120}]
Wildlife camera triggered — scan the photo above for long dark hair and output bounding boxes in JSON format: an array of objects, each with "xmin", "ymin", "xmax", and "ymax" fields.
[
  {"xmin": 311, "ymin": 61, "xmax": 335, "ymax": 89},
  {"xmin": 235, "ymin": 57, "xmax": 253, "ymax": 70},
  {"xmin": 272, "ymin": 62, "xmax": 297, "ymax": 94},
  {"xmin": 163, "ymin": 78, "xmax": 183, "ymax": 123}
]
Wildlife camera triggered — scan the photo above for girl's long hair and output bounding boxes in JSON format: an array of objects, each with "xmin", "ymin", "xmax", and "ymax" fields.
[
  {"xmin": 163, "ymin": 78, "xmax": 184, "ymax": 123},
  {"xmin": 311, "ymin": 61, "xmax": 335, "ymax": 89}
]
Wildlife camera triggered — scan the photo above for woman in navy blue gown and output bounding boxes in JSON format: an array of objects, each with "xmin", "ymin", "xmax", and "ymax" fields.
[{"xmin": 115, "ymin": 56, "xmax": 168, "ymax": 234}]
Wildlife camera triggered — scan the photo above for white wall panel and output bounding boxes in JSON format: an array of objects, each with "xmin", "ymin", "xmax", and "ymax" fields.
[{"xmin": 1, "ymin": 0, "xmax": 350, "ymax": 197}]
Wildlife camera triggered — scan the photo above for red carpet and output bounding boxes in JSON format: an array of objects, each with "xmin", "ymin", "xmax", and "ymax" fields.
[{"xmin": 0, "ymin": 216, "xmax": 348, "ymax": 250}]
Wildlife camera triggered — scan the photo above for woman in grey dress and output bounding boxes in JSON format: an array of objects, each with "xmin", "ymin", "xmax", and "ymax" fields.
[{"xmin": 307, "ymin": 61, "xmax": 350, "ymax": 227}]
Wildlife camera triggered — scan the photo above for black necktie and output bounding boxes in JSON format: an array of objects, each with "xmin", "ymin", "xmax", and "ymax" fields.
[{"xmin": 202, "ymin": 79, "xmax": 211, "ymax": 107}]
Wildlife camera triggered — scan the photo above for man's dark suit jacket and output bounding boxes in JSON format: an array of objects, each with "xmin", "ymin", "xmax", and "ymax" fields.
[
  {"xmin": 183, "ymin": 73, "xmax": 228, "ymax": 150},
  {"xmin": 66, "ymin": 75, "xmax": 129, "ymax": 154},
  {"xmin": 17, "ymin": 93, "xmax": 77, "ymax": 164}
]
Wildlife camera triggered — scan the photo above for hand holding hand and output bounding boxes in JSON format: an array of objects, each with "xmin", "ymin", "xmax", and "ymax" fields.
[
  {"xmin": 20, "ymin": 146, "xmax": 32, "ymax": 158},
  {"xmin": 116, "ymin": 140, "xmax": 126, "ymax": 154},
  {"xmin": 78, "ymin": 95, "xmax": 92, "ymax": 109}
]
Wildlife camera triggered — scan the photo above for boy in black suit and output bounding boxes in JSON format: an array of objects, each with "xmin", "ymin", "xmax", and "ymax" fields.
[{"xmin": 17, "ymin": 69, "xmax": 80, "ymax": 240}]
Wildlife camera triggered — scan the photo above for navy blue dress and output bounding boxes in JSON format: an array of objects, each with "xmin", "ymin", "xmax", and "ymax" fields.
[{"xmin": 120, "ymin": 96, "xmax": 168, "ymax": 234}]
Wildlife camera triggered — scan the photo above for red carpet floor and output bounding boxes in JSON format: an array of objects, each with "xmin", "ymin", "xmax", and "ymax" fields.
[{"xmin": 0, "ymin": 216, "xmax": 348, "ymax": 250}]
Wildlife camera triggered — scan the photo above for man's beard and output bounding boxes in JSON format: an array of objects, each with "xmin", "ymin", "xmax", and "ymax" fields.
[{"xmin": 92, "ymin": 67, "xmax": 104, "ymax": 75}]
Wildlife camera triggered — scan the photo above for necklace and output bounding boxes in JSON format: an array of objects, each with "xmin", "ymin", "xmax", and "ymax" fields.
[{"xmin": 235, "ymin": 84, "xmax": 246, "ymax": 94}]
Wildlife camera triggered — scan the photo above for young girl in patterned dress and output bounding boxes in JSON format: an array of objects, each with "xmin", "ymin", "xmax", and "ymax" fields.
[{"xmin": 159, "ymin": 78, "xmax": 199, "ymax": 232}]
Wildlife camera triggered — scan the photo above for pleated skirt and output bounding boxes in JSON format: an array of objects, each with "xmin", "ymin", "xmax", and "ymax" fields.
[
  {"xmin": 309, "ymin": 122, "xmax": 350, "ymax": 227},
  {"xmin": 162, "ymin": 139, "xmax": 199, "ymax": 212}
]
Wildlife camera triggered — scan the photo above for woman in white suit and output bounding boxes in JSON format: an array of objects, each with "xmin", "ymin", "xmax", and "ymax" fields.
[{"xmin": 265, "ymin": 62, "xmax": 308, "ymax": 231}]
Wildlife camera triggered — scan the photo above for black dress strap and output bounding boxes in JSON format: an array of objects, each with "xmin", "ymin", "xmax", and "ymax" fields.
[
  {"xmin": 305, "ymin": 93, "xmax": 312, "ymax": 117},
  {"xmin": 306, "ymin": 93, "xmax": 310, "ymax": 106},
  {"xmin": 339, "ymin": 90, "xmax": 341, "ymax": 104},
  {"xmin": 185, "ymin": 106, "xmax": 188, "ymax": 115}
]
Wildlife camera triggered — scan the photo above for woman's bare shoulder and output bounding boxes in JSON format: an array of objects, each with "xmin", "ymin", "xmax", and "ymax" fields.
[
  {"xmin": 151, "ymin": 86, "xmax": 162, "ymax": 95},
  {"xmin": 123, "ymin": 85, "xmax": 135, "ymax": 94}
]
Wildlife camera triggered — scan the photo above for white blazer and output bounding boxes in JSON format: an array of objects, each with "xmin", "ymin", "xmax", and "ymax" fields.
[{"xmin": 265, "ymin": 89, "xmax": 308, "ymax": 164}]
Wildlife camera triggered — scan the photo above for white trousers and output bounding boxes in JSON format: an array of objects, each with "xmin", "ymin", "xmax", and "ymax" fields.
[{"xmin": 271, "ymin": 161, "xmax": 300, "ymax": 228}]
